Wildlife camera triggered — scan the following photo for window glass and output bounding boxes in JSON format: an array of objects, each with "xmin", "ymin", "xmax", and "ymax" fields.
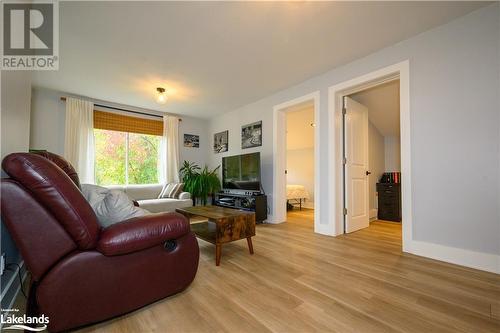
[
  {"xmin": 94, "ymin": 129, "xmax": 160, "ymax": 185},
  {"xmin": 128, "ymin": 133, "xmax": 160, "ymax": 184},
  {"xmin": 94, "ymin": 129, "xmax": 126, "ymax": 185}
]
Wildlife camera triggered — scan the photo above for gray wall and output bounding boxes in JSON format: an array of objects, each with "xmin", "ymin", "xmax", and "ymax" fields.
[
  {"xmin": 1, "ymin": 71, "xmax": 32, "ymax": 265},
  {"xmin": 368, "ymin": 121, "xmax": 385, "ymax": 216},
  {"xmin": 178, "ymin": 117, "xmax": 209, "ymax": 168},
  {"xmin": 1, "ymin": 71, "xmax": 32, "ymax": 307},
  {"xmin": 30, "ymin": 88, "xmax": 66, "ymax": 154},
  {"xmin": 384, "ymin": 136, "xmax": 401, "ymax": 172},
  {"xmin": 2, "ymin": 72, "xmax": 32, "ymax": 159},
  {"xmin": 30, "ymin": 87, "xmax": 208, "ymax": 169},
  {"xmin": 208, "ymin": 4, "xmax": 500, "ymax": 255}
]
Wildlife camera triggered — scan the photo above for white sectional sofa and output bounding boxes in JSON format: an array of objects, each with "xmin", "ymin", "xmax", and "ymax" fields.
[{"xmin": 107, "ymin": 184, "xmax": 193, "ymax": 213}]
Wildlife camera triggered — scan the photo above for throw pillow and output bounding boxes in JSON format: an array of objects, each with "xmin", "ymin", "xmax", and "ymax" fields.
[
  {"xmin": 171, "ymin": 183, "xmax": 184, "ymax": 199},
  {"xmin": 165, "ymin": 182, "xmax": 181, "ymax": 198},
  {"xmin": 158, "ymin": 183, "xmax": 175, "ymax": 199},
  {"xmin": 81, "ymin": 184, "xmax": 150, "ymax": 228},
  {"xmin": 159, "ymin": 182, "xmax": 184, "ymax": 199}
]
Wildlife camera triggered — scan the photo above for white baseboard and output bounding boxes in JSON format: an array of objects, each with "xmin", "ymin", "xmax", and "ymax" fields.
[
  {"xmin": 407, "ymin": 240, "xmax": 500, "ymax": 274},
  {"xmin": 369, "ymin": 209, "xmax": 378, "ymax": 220}
]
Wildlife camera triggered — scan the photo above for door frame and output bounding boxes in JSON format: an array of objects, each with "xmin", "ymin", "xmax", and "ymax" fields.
[
  {"xmin": 272, "ymin": 91, "xmax": 320, "ymax": 231},
  {"xmin": 328, "ymin": 60, "xmax": 412, "ymax": 252}
]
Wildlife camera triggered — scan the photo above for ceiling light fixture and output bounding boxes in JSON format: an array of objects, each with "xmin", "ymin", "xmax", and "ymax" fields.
[
  {"xmin": 156, "ymin": 87, "xmax": 168, "ymax": 104},
  {"xmin": 310, "ymin": 123, "xmax": 316, "ymax": 127}
]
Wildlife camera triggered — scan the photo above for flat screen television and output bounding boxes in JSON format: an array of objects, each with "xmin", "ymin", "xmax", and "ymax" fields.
[{"xmin": 222, "ymin": 152, "xmax": 261, "ymax": 191}]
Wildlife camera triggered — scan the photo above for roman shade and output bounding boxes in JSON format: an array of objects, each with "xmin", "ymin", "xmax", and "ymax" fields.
[{"xmin": 94, "ymin": 111, "xmax": 163, "ymax": 136}]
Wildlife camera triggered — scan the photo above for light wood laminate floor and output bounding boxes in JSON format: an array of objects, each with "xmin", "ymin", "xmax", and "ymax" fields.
[{"xmin": 61, "ymin": 210, "xmax": 500, "ymax": 332}]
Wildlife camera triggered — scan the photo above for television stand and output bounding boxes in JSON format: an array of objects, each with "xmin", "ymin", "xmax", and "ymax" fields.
[{"xmin": 213, "ymin": 192, "xmax": 267, "ymax": 223}]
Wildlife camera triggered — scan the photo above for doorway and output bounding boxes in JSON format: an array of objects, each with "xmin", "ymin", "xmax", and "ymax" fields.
[
  {"xmin": 344, "ymin": 79, "xmax": 401, "ymax": 234},
  {"xmin": 285, "ymin": 101, "xmax": 315, "ymax": 221},
  {"xmin": 272, "ymin": 91, "xmax": 320, "ymax": 231},
  {"xmin": 328, "ymin": 61, "xmax": 412, "ymax": 252}
]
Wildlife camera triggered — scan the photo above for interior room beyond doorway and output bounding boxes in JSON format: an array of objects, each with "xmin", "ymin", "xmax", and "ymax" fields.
[
  {"xmin": 285, "ymin": 102, "xmax": 315, "ymax": 218},
  {"xmin": 346, "ymin": 79, "xmax": 402, "ymax": 236}
]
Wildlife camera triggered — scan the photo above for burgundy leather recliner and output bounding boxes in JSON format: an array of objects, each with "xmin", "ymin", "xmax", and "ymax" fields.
[{"xmin": 0, "ymin": 152, "xmax": 199, "ymax": 332}]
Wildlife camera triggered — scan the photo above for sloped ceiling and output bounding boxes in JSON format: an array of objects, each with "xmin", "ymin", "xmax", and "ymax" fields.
[{"xmin": 350, "ymin": 80, "xmax": 400, "ymax": 137}]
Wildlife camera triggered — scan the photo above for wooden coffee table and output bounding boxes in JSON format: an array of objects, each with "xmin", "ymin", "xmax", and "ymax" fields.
[{"xmin": 176, "ymin": 205, "xmax": 255, "ymax": 266}]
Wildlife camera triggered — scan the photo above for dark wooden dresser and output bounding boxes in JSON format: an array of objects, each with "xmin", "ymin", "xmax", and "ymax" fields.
[{"xmin": 376, "ymin": 183, "xmax": 401, "ymax": 222}]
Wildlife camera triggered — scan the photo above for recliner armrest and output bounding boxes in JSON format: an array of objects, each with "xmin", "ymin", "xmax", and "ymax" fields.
[{"xmin": 97, "ymin": 212, "xmax": 190, "ymax": 256}]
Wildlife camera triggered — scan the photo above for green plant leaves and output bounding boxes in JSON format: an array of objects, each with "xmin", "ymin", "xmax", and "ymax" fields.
[{"xmin": 179, "ymin": 161, "xmax": 221, "ymax": 205}]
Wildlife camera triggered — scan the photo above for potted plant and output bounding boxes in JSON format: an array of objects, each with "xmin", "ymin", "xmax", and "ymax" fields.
[{"xmin": 180, "ymin": 161, "xmax": 221, "ymax": 206}]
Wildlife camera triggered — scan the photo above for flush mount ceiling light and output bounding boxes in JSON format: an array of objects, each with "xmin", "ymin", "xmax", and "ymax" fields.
[{"xmin": 156, "ymin": 87, "xmax": 168, "ymax": 104}]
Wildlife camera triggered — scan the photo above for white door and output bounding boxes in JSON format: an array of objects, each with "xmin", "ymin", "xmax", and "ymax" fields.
[{"xmin": 344, "ymin": 97, "xmax": 369, "ymax": 233}]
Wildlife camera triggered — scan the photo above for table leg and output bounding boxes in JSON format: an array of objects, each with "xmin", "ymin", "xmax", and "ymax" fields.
[
  {"xmin": 216, "ymin": 244, "xmax": 221, "ymax": 266},
  {"xmin": 247, "ymin": 237, "xmax": 254, "ymax": 255}
]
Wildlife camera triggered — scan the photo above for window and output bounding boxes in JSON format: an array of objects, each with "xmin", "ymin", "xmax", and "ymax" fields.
[{"xmin": 94, "ymin": 129, "xmax": 161, "ymax": 185}]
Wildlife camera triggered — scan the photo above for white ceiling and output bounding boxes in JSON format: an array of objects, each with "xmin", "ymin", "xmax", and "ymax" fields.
[
  {"xmin": 31, "ymin": 2, "xmax": 488, "ymax": 119},
  {"xmin": 350, "ymin": 80, "xmax": 400, "ymax": 137},
  {"xmin": 286, "ymin": 103, "xmax": 315, "ymax": 150}
]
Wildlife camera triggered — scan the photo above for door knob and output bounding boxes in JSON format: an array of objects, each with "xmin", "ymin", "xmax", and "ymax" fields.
[{"xmin": 366, "ymin": 171, "xmax": 371, "ymax": 175}]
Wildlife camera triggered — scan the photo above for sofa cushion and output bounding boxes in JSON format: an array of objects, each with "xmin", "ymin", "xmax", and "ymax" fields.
[
  {"xmin": 138, "ymin": 198, "xmax": 192, "ymax": 213},
  {"xmin": 121, "ymin": 184, "xmax": 163, "ymax": 201}
]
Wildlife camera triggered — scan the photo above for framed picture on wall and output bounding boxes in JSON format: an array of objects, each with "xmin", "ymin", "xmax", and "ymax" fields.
[
  {"xmin": 241, "ymin": 121, "xmax": 262, "ymax": 149},
  {"xmin": 214, "ymin": 130, "xmax": 228, "ymax": 153},
  {"xmin": 183, "ymin": 134, "xmax": 199, "ymax": 148}
]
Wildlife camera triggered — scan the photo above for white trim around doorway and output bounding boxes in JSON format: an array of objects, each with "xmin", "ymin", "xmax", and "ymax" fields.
[
  {"xmin": 327, "ymin": 60, "xmax": 412, "ymax": 252},
  {"xmin": 272, "ymin": 91, "xmax": 320, "ymax": 232}
]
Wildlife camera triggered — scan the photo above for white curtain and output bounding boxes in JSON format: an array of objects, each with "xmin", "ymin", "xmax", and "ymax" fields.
[
  {"xmin": 159, "ymin": 115, "xmax": 180, "ymax": 184},
  {"xmin": 64, "ymin": 98, "xmax": 95, "ymax": 184}
]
